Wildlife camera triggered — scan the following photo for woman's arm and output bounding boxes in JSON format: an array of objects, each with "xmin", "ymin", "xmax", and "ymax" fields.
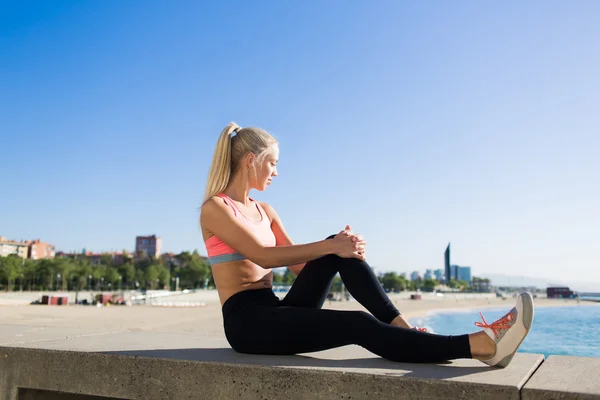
[
  {"xmin": 201, "ymin": 198, "xmax": 362, "ymax": 269},
  {"xmin": 259, "ymin": 202, "xmax": 307, "ymax": 275}
]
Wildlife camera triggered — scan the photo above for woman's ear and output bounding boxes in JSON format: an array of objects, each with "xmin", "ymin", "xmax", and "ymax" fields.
[{"xmin": 246, "ymin": 152, "xmax": 256, "ymax": 169}]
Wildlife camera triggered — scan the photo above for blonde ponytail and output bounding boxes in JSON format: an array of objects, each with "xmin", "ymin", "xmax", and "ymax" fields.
[
  {"xmin": 204, "ymin": 122, "xmax": 277, "ymax": 201},
  {"xmin": 204, "ymin": 122, "xmax": 240, "ymax": 200}
]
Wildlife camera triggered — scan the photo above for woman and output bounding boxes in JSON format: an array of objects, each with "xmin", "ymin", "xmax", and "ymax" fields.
[{"xmin": 200, "ymin": 122, "xmax": 534, "ymax": 367}]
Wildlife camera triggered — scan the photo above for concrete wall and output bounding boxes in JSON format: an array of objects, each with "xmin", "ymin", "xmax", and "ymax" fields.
[
  {"xmin": 3, "ymin": 346, "xmax": 597, "ymax": 400},
  {"xmin": 522, "ymin": 355, "xmax": 600, "ymax": 400}
]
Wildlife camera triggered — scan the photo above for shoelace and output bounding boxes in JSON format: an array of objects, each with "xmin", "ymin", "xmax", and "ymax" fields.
[{"xmin": 474, "ymin": 311, "xmax": 513, "ymax": 338}]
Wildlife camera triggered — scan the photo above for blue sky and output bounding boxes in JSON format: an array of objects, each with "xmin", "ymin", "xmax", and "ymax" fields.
[{"xmin": 2, "ymin": 1, "xmax": 599, "ymax": 289}]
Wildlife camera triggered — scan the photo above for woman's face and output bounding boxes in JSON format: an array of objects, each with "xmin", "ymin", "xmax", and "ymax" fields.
[{"xmin": 252, "ymin": 144, "xmax": 279, "ymax": 191}]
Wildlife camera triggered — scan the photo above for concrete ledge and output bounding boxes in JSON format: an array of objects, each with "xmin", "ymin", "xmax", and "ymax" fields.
[
  {"xmin": 522, "ymin": 355, "xmax": 600, "ymax": 400},
  {"xmin": 1, "ymin": 345, "xmax": 543, "ymax": 400}
]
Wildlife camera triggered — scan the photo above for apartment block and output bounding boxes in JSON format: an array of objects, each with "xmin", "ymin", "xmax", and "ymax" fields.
[
  {"xmin": 27, "ymin": 239, "xmax": 56, "ymax": 260},
  {"xmin": 0, "ymin": 236, "xmax": 55, "ymax": 259},
  {"xmin": 0, "ymin": 237, "xmax": 29, "ymax": 258},
  {"xmin": 135, "ymin": 235, "xmax": 162, "ymax": 259}
]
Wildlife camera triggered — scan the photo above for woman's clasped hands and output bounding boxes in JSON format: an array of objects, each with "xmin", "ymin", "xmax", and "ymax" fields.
[{"xmin": 332, "ymin": 225, "xmax": 367, "ymax": 261}]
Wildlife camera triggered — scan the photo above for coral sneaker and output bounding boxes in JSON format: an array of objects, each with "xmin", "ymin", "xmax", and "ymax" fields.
[{"xmin": 475, "ymin": 292, "xmax": 535, "ymax": 368}]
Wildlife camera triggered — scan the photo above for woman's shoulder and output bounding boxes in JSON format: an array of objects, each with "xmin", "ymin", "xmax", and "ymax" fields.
[
  {"xmin": 257, "ymin": 200, "xmax": 273, "ymax": 211},
  {"xmin": 257, "ymin": 201, "xmax": 278, "ymax": 220},
  {"xmin": 201, "ymin": 195, "xmax": 235, "ymax": 220}
]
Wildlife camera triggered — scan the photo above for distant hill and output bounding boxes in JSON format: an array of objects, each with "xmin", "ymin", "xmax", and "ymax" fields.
[{"xmin": 480, "ymin": 273, "xmax": 600, "ymax": 293}]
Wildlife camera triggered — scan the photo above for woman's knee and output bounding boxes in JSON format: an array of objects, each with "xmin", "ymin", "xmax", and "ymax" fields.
[{"xmin": 350, "ymin": 310, "xmax": 379, "ymax": 328}]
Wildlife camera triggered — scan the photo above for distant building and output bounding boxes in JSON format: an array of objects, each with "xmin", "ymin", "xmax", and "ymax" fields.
[
  {"xmin": 0, "ymin": 236, "xmax": 29, "ymax": 258},
  {"xmin": 449, "ymin": 264, "xmax": 472, "ymax": 285},
  {"xmin": 547, "ymin": 287, "xmax": 573, "ymax": 299},
  {"xmin": 410, "ymin": 271, "xmax": 422, "ymax": 281},
  {"xmin": 56, "ymin": 250, "xmax": 131, "ymax": 265},
  {"xmin": 424, "ymin": 269, "xmax": 434, "ymax": 280},
  {"xmin": 444, "ymin": 243, "xmax": 451, "ymax": 284},
  {"xmin": 456, "ymin": 266, "xmax": 472, "ymax": 284},
  {"xmin": 449, "ymin": 264, "xmax": 458, "ymax": 281},
  {"xmin": 27, "ymin": 239, "xmax": 56, "ymax": 260},
  {"xmin": 0, "ymin": 236, "xmax": 55, "ymax": 259},
  {"xmin": 135, "ymin": 235, "xmax": 162, "ymax": 259},
  {"xmin": 443, "ymin": 243, "xmax": 474, "ymax": 284},
  {"xmin": 434, "ymin": 269, "xmax": 444, "ymax": 281},
  {"xmin": 472, "ymin": 277, "xmax": 492, "ymax": 292}
]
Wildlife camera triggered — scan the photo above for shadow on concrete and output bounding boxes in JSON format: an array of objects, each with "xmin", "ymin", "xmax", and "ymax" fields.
[{"xmin": 100, "ymin": 348, "xmax": 490, "ymax": 379}]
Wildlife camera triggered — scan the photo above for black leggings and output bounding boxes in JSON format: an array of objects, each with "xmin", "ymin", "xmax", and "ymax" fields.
[{"xmin": 222, "ymin": 237, "xmax": 472, "ymax": 363}]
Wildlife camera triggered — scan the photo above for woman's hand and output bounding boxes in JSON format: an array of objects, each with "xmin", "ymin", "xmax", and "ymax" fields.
[
  {"xmin": 331, "ymin": 225, "xmax": 367, "ymax": 260},
  {"xmin": 346, "ymin": 224, "xmax": 367, "ymax": 259}
]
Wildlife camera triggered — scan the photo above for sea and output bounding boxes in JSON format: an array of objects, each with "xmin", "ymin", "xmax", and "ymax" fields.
[{"xmin": 410, "ymin": 299, "xmax": 600, "ymax": 358}]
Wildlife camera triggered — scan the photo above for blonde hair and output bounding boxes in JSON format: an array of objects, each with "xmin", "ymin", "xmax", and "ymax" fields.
[{"xmin": 204, "ymin": 122, "xmax": 277, "ymax": 201}]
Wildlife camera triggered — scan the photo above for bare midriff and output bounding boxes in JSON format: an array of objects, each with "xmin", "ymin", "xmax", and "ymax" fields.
[
  {"xmin": 211, "ymin": 259, "xmax": 273, "ymax": 307},
  {"xmin": 202, "ymin": 196, "xmax": 275, "ymax": 307}
]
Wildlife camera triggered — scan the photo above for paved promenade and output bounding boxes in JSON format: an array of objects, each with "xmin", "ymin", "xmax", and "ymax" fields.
[
  {"xmin": 0, "ymin": 292, "xmax": 592, "ymax": 350},
  {"xmin": 1, "ymin": 293, "xmax": 599, "ymax": 399}
]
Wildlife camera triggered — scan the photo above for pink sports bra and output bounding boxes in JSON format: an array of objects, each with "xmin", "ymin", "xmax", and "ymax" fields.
[{"xmin": 204, "ymin": 193, "xmax": 276, "ymax": 265}]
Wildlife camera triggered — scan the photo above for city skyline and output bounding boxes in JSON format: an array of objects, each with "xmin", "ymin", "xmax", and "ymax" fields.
[
  {"xmin": 2, "ymin": 231, "xmax": 595, "ymax": 291},
  {"xmin": 2, "ymin": 2, "xmax": 599, "ymax": 289}
]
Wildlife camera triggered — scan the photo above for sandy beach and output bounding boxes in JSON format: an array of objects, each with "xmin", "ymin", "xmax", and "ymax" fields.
[{"xmin": 1, "ymin": 292, "xmax": 596, "ymax": 348}]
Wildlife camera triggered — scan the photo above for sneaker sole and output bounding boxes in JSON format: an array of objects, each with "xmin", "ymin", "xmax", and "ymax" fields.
[{"xmin": 494, "ymin": 292, "xmax": 535, "ymax": 368}]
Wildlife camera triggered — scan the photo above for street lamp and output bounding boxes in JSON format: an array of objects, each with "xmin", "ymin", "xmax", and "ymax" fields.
[
  {"xmin": 88, "ymin": 275, "xmax": 92, "ymax": 291},
  {"xmin": 57, "ymin": 274, "xmax": 61, "ymax": 291},
  {"xmin": 100, "ymin": 277, "xmax": 104, "ymax": 291}
]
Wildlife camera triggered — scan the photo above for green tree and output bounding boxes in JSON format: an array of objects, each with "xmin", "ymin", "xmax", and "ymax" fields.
[
  {"xmin": 100, "ymin": 254, "xmax": 114, "ymax": 267},
  {"xmin": 53, "ymin": 259, "xmax": 73, "ymax": 291},
  {"xmin": 449, "ymin": 279, "xmax": 469, "ymax": 291},
  {"xmin": 409, "ymin": 277, "xmax": 423, "ymax": 291},
  {"xmin": 70, "ymin": 261, "xmax": 92, "ymax": 291},
  {"xmin": 134, "ymin": 257, "xmax": 152, "ymax": 272},
  {"xmin": 36, "ymin": 259, "xmax": 55, "ymax": 290},
  {"xmin": 471, "ymin": 276, "xmax": 491, "ymax": 292},
  {"xmin": 422, "ymin": 278, "xmax": 438, "ymax": 292},
  {"xmin": 145, "ymin": 264, "xmax": 160, "ymax": 290},
  {"xmin": 331, "ymin": 275, "xmax": 343, "ymax": 293},
  {"xmin": 175, "ymin": 252, "xmax": 193, "ymax": 267},
  {"xmin": 135, "ymin": 268, "xmax": 145, "ymax": 290},
  {"xmin": 179, "ymin": 259, "xmax": 209, "ymax": 289},
  {"xmin": 157, "ymin": 265, "xmax": 170, "ymax": 289},
  {"xmin": 281, "ymin": 269, "xmax": 296, "ymax": 285},
  {"xmin": 379, "ymin": 272, "xmax": 403, "ymax": 292},
  {"xmin": 23, "ymin": 259, "xmax": 37, "ymax": 291},
  {"xmin": 92, "ymin": 265, "xmax": 106, "ymax": 290},
  {"xmin": 0, "ymin": 255, "xmax": 20, "ymax": 291},
  {"xmin": 118, "ymin": 263, "xmax": 135, "ymax": 289},
  {"xmin": 104, "ymin": 266, "xmax": 120, "ymax": 291},
  {"xmin": 272, "ymin": 270, "xmax": 284, "ymax": 284}
]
